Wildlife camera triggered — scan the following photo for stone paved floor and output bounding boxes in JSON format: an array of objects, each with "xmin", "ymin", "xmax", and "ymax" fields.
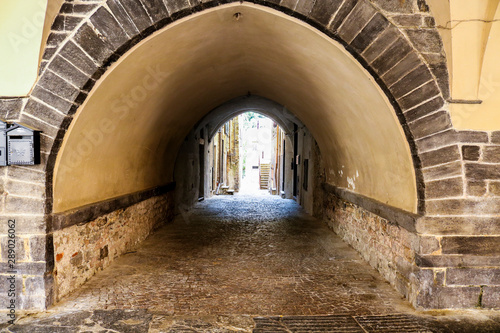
[{"xmin": 2, "ymin": 194, "xmax": 500, "ymax": 332}]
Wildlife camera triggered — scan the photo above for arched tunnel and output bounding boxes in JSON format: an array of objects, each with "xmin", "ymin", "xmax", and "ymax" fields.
[
  {"xmin": 1, "ymin": 0, "xmax": 500, "ymax": 329},
  {"xmin": 50, "ymin": 1, "xmax": 420, "ymax": 303},
  {"xmin": 53, "ymin": 4, "xmax": 417, "ymax": 214}
]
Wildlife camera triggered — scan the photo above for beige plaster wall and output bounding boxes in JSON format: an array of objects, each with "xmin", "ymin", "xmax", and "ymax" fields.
[{"xmin": 53, "ymin": 3, "xmax": 417, "ymax": 213}]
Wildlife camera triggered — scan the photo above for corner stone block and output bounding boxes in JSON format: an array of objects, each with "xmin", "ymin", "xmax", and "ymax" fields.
[
  {"xmin": 407, "ymin": 110, "xmax": 452, "ymax": 140},
  {"xmin": 466, "ymin": 181, "xmax": 487, "ymax": 197},
  {"xmin": 458, "ymin": 131, "xmax": 489, "ymax": 144},
  {"xmin": 491, "ymin": 131, "xmax": 500, "ymax": 144},
  {"xmin": 18, "ymin": 294, "xmax": 46, "ymax": 310},
  {"xmin": 419, "ymin": 236, "xmax": 440, "ymax": 255},
  {"xmin": 483, "ymin": 286, "xmax": 500, "ymax": 309},
  {"xmin": 447, "ymin": 268, "xmax": 500, "ymax": 286},
  {"xmin": 0, "ymin": 262, "xmax": 47, "ymax": 276},
  {"xmin": 416, "ymin": 216, "xmax": 500, "ymax": 236},
  {"xmin": 5, "ymin": 196, "xmax": 45, "ymax": 215},
  {"xmin": 462, "ymin": 145, "xmax": 481, "ymax": 161},
  {"xmin": 0, "ymin": 275, "xmax": 23, "ymax": 301},
  {"xmin": 0, "ymin": 98, "xmax": 25, "ymax": 120},
  {"xmin": 23, "ymin": 275, "xmax": 46, "ymax": 294},
  {"xmin": 421, "ymin": 161, "xmax": 462, "ymax": 182},
  {"xmin": 3, "ymin": 179, "xmax": 45, "ymax": 198},
  {"xmin": 417, "ymin": 285, "xmax": 481, "ymax": 309},
  {"xmin": 424, "ymin": 177, "xmax": 463, "ymax": 199},
  {"xmin": 465, "ymin": 163, "xmax": 500, "ymax": 181},
  {"xmin": 1, "ymin": 235, "xmax": 26, "ymax": 262},
  {"xmin": 415, "ymin": 129, "xmax": 457, "ymax": 153},
  {"xmin": 7, "ymin": 167, "xmax": 46, "ymax": 185},
  {"xmin": 482, "ymin": 146, "xmax": 500, "ymax": 163},
  {"xmin": 419, "ymin": 145, "xmax": 460, "ymax": 168},
  {"xmin": 427, "ymin": 198, "xmax": 500, "ymax": 216},
  {"xmin": 441, "ymin": 236, "xmax": 500, "ymax": 256},
  {"xmin": 0, "ymin": 215, "xmax": 45, "ymax": 234},
  {"xmin": 29, "ymin": 235, "xmax": 51, "ymax": 262}
]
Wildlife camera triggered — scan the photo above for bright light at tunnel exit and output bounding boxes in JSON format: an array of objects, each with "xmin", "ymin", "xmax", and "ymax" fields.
[{"xmin": 218, "ymin": 112, "xmax": 275, "ymax": 194}]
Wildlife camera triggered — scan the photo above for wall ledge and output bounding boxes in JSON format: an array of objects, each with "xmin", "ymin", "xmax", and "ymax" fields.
[
  {"xmin": 50, "ymin": 182, "xmax": 175, "ymax": 231},
  {"xmin": 322, "ymin": 183, "xmax": 421, "ymax": 233}
]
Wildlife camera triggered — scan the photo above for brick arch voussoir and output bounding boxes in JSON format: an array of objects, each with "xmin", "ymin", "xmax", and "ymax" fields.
[{"xmin": 22, "ymin": 0, "xmax": 450, "ymax": 215}]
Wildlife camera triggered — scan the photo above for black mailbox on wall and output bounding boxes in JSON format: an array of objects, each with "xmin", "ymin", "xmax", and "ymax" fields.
[{"xmin": 7, "ymin": 123, "xmax": 40, "ymax": 165}]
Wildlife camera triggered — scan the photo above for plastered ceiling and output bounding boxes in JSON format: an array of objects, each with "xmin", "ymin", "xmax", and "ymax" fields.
[{"xmin": 53, "ymin": 3, "xmax": 417, "ymax": 213}]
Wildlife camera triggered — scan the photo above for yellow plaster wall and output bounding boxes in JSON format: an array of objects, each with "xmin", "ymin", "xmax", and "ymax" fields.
[
  {"xmin": 0, "ymin": 0, "xmax": 47, "ymax": 96},
  {"xmin": 428, "ymin": 0, "xmax": 500, "ymax": 130},
  {"xmin": 53, "ymin": 4, "xmax": 417, "ymax": 213},
  {"xmin": 473, "ymin": 3, "xmax": 500, "ymax": 130},
  {"xmin": 426, "ymin": 0, "xmax": 452, "ymax": 85}
]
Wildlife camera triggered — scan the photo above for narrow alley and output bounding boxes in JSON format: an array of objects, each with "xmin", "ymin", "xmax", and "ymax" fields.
[{"xmin": 4, "ymin": 195, "xmax": 499, "ymax": 332}]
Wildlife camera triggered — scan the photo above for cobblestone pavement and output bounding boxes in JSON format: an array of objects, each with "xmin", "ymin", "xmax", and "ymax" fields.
[{"xmin": 2, "ymin": 194, "xmax": 500, "ymax": 332}]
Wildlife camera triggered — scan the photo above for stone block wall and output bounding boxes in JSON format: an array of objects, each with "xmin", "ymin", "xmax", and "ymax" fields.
[
  {"xmin": 53, "ymin": 191, "xmax": 174, "ymax": 301},
  {"xmin": 0, "ymin": 166, "xmax": 52, "ymax": 314},
  {"xmin": 323, "ymin": 184, "xmax": 500, "ymax": 310},
  {"xmin": 414, "ymin": 130, "xmax": 500, "ymax": 310},
  {"xmin": 323, "ymin": 188, "xmax": 421, "ymax": 307}
]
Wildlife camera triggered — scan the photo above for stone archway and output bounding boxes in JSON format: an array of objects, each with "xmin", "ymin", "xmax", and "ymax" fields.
[
  {"xmin": 4, "ymin": 0, "xmax": 497, "ymax": 312},
  {"xmin": 194, "ymin": 96, "xmax": 301, "ymax": 141},
  {"xmin": 18, "ymin": 0, "xmax": 452, "ymax": 216}
]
